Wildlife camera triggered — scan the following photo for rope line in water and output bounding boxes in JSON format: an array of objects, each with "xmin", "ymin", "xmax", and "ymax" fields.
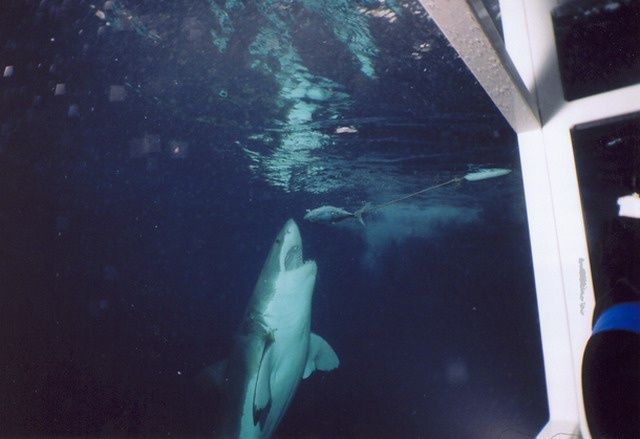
[{"xmin": 358, "ymin": 177, "xmax": 464, "ymax": 214}]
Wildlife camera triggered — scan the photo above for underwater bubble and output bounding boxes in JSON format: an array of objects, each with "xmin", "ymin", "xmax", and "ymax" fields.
[{"xmin": 168, "ymin": 140, "xmax": 188, "ymax": 158}]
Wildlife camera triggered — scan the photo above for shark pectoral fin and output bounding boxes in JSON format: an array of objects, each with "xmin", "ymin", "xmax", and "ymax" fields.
[
  {"xmin": 303, "ymin": 333, "xmax": 340, "ymax": 379},
  {"xmin": 253, "ymin": 344, "xmax": 273, "ymax": 426}
]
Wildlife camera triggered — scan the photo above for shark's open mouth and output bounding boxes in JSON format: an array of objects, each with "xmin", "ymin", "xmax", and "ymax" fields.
[{"xmin": 284, "ymin": 245, "xmax": 303, "ymax": 271}]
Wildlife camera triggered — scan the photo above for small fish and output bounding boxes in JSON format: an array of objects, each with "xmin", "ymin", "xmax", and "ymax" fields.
[{"xmin": 304, "ymin": 205, "xmax": 367, "ymax": 225}]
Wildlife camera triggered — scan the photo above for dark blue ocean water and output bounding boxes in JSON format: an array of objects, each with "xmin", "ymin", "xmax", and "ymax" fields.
[{"xmin": 1, "ymin": 1, "xmax": 547, "ymax": 437}]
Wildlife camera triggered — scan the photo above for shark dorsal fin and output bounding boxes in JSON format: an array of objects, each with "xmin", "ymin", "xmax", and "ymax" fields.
[{"xmin": 303, "ymin": 333, "xmax": 340, "ymax": 379}]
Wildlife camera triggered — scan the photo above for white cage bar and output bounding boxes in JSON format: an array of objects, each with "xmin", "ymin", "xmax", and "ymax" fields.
[{"xmin": 419, "ymin": 1, "xmax": 640, "ymax": 437}]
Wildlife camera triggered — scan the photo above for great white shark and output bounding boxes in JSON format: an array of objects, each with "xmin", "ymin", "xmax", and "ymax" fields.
[{"xmin": 206, "ymin": 219, "xmax": 339, "ymax": 438}]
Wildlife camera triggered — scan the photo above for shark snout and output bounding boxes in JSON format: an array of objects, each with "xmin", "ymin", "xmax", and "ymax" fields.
[{"xmin": 283, "ymin": 218, "xmax": 300, "ymax": 238}]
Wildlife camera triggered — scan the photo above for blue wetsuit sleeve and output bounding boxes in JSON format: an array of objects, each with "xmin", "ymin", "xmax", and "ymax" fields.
[{"xmin": 592, "ymin": 302, "xmax": 640, "ymax": 335}]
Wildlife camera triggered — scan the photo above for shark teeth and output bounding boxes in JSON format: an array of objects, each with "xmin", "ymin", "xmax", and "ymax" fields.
[{"xmin": 284, "ymin": 245, "xmax": 303, "ymax": 271}]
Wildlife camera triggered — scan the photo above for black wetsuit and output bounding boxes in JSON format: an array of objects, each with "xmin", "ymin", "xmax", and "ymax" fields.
[{"xmin": 582, "ymin": 218, "xmax": 640, "ymax": 439}]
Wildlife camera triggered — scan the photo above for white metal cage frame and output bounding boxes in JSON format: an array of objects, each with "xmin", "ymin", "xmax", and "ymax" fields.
[{"xmin": 419, "ymin": 1, "xmax": 640, "ymax": 438}]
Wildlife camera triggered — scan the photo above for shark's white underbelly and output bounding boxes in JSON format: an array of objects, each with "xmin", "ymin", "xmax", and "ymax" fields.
[{"xmin": 237, "ymin": 327, "xmax": 310, "ymax": 438}]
